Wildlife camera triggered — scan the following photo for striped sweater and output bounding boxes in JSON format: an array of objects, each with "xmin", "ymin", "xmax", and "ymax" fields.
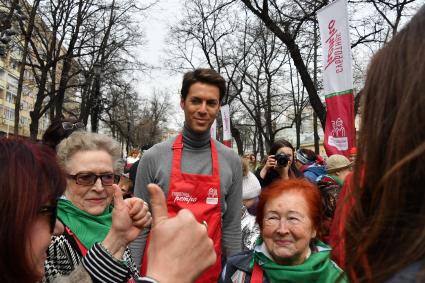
[{"xmin": 40, "ymin": 228, "xmax": 140, "ymax": 283}]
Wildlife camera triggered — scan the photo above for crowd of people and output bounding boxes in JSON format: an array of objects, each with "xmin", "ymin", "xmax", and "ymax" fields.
[{"xmin": 0, "ymin": 5, "xmax": 424, "ymax": 283}]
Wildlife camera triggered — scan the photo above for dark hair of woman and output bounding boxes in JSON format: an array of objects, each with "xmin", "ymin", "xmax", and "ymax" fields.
[
  {"xmin": 256, "ymin": 178, "xmax": 322, "ymax": 236},
  {"xmin": 344, "ymin": 5, "xmax": 425, "ymax": 282},
  {"xmin": 42, "ymin": 117, "xmax": 83, "ymax": 150},
  {"xmin": 0, "ymin": 139, "xmax": 65, "ymax": 282},
  {"xmin": 268, "ymin": 140, "xmax": 302, "ymax": 178}
]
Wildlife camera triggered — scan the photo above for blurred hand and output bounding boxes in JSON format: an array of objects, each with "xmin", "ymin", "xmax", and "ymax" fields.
[{"xmin": 146, "ymin": 183, "xmax": 216, "ymax": 283}]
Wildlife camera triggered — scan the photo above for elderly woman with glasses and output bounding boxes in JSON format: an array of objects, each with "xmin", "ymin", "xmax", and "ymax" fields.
[
  {"xmin": 0, "ymin": 138, "xmax": 216, "ymax": 283},
  {"xmin": 220, "ymin": 179, "xmax": 347, "ymax": 283},
  {"xmin": 41, "ymin": 131, "xmax": 151, "ymax": 282}
]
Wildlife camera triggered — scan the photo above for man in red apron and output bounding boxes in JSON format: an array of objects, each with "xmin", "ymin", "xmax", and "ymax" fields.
[{"xmin": 131, "ymin": 68, "xmax": 243, "ymax": 282}]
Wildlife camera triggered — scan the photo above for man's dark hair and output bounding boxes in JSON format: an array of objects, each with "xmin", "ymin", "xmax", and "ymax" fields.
[{"xmin": 180, "ymin": 68, "xmax": 226, "ymax": 102}]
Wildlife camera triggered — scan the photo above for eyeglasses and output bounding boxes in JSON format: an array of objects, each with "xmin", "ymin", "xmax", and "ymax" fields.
[
  {"xmin": 67, "ymin": 172, "xmax": 120, "ymax": 186},
  {"xmin": 39, "ymin": 204, "xmax": 58, "ymax": 232},
  {"xmin": 62, "ymin": 121, "xmax": 85, "ymax": 131},
  {"xmin": 263, "ymin": 214, "xmax": 305, "ymax": 228}
]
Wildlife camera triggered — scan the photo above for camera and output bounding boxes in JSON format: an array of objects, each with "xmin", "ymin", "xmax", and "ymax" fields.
[{"xmin": 275, "ymin": 153, "xmax": 289, "ymax": 167}]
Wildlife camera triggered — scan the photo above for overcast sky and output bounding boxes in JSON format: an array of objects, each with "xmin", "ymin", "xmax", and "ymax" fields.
[
  {"xmin": 134, "ymin": 0, "xmax": 184, "ymax": 128},
  {"xmin": 134, "ymin": 1, "xmax": 181, "ymax": 93}
]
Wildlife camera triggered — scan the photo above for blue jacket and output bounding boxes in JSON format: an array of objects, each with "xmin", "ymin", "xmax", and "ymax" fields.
[{"xmin": 303, "ymin": 164, "xmax": 326, "ymax": 183}]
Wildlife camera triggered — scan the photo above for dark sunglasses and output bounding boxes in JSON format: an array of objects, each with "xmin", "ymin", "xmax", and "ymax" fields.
[
  {"xmin": 62, "ymin": 121, "xmax": 85, "ymax": 131},
  {"xmin": 39, "ymin": 204, "xmax": 58, "ymax": 232},
  {"xmin": 67, "ymin": 172, "xmax": 120, "ymax": 186}
]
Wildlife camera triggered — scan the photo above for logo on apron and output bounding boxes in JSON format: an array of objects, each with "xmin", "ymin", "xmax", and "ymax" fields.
[
  {"xmin": 206, "ymin": 187, "xmax": 218, "ymax": 205},
  {"xmin": 172, "ymin": 191, "xmax": 198, "ymax": 204}
]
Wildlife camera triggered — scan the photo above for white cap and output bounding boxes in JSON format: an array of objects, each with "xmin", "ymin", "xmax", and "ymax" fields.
[{"xmin": 242, "ymin": 172, "xmax": 261, "ymax": 200}]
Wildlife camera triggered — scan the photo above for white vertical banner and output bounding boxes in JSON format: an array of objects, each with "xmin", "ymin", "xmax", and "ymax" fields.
[
  {"xmin": 210, "ymin": 119, "xmax": 217, "ymax": 140},
  {"xmin": 220, "ymin": 104, "xmax": 232, "ymax": 147},
  {"xmin": 317, "ymin": 0, "xmax": 353, "ymax": 94},
  {"xmin": 318, "ymin": 0, "xmax": 356, "ymax": 157}
]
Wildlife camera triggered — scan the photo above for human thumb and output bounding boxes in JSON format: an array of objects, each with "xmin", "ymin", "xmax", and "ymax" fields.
[
  {"xmin": 147, "ymin": 183, "xmax": 168, "ymax": 226},
  {"xmin": 112, "ymin": 184, "xmax": 125, "ymax": 209}
]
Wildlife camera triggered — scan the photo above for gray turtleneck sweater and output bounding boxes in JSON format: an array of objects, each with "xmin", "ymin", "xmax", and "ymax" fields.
[{"xmin": 129, "ymin": 125, "xmax": 242, "ymax": 267}]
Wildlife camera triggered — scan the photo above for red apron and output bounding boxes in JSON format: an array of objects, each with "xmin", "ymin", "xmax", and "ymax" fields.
[{"xmin": 141, "ymin": 134, "xmax": 222, "ymax": 282}]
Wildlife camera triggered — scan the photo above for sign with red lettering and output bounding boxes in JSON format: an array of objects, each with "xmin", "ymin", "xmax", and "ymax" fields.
[
  {"xmin": 210, "ymin": 119, "xmax": 217, "ymax": 140},
  {"xmin": 318, "ymin": 0, "xmax": 355, "ymax": 156},
  {"xmin": 220, "ymin": 104, "xmax": 232, "ymax": 148}
]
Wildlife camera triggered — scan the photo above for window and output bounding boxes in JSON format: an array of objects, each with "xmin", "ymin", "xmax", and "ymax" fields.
[
  {"xmin": 4, "ymin": 107, "xmax": 14, "ymax": 121},
  {"xmin": 9, "ymin": 59, "xmax": 20, "ymax": 71},
  {"xmin": 6, "ymin": 92, "xmax": 16, "ymax": 103},
  {"xmin": 25, "ymin": 69, "xmax": 33, "ymax": 80},
  {"xmin": 20, "ymin": 116, "xmax": 29, "ymax": 126},
  {"xmin": 21, "ymin": 101, "xmax": 29, "ymax": 111},
  {"xmin": 8, "ymin": 74, "xmax": 18, "ymax": 87},
  {"xmin": 0, "ymin": 68, "xmax": 5, "ymax": 80}
]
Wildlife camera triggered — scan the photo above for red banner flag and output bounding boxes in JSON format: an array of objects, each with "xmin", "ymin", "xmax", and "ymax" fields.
[{"xmin": 323, "ymin": 91, "xmax": 355, "ymax": 156}]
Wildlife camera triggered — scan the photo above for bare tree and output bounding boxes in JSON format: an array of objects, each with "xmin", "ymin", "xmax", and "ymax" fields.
[
  {"xmin": 134, "ymin": 90, "xmax": 174, "ymax": 148},
  {"xmin": 8, "ymin": 0, "xmax": 152, "ymax": 139},
  {"xmin": 239, "ymin": 0, "xmax": 328, "ymax": 127}
]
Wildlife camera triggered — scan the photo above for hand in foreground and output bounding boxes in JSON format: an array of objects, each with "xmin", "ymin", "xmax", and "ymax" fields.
[
  {"xmin": 146, "ymin": 183, "xmax": 216, "ymax": 283},
  {"xmin": 103, "ymin": 184, "xmax": 151, "ymax": 259}
]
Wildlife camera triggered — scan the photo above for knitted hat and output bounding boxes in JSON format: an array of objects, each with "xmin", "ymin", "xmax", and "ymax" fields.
[
  {"xmin": 242, "ymin": 172, "xmax": 261, "ymax": 200},
  {"xmin": 296, "ymin": 149, "xmax": 316, "ymax": 165},
  {"xmin": 326, "ymin": 154, "xmax": 352, "ymax": 173}
]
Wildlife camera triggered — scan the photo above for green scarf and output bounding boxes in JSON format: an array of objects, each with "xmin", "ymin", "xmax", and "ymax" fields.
[
  {"xmin": 251, "ymin": 239, "xmax": 347, "ymax": 283},
  {"xmin": 328, "ymin": 175, "xmax": 344, "ymax": 186},
  {"xmin": 57, "ymin": 199, "xmax": 113, "ymax": 249}
]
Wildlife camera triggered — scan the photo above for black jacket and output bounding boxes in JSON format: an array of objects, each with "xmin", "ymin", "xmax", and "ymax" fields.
[{"xmin": 219, "ymin": 250, "xmax": 269, "ymax": 283}]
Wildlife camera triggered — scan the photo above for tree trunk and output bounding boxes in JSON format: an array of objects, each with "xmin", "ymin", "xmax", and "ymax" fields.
[
  {"xmin": 29, "ymin": 103, "xmax": 41, "ymax": 140},
  {"xmin": 295, "ymin": 114, "xmax": 301, "ymax": 149},
  {"xmin": 55, "ymin": 0, "xmax": 86, "ymax": 118},
  {"xmin": 231, "ymin": 123, "xmax": 243, "ymax": 155},
  {"xmin": 90, "ymin": 75, "xmax": 101, "ymax": 132},
  {"xmin": 313, "ymin": 19, "xmax": 320, "ymax": 154},
  {"xmin": 14, "ymin": 0, "xmax": 40, "ymax": 135},
  {"xmin": 259, "ymin": 132, "xmax": 265, "ymax": 161},
  {"xmin": 314, "ymin": 112, "xmax": 320, "ymax": 154}
]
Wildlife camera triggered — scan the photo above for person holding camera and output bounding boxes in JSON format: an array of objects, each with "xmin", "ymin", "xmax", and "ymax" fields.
[{"xmin": 255, "ymin": 140, "xmax": 302, "ymax": 189}]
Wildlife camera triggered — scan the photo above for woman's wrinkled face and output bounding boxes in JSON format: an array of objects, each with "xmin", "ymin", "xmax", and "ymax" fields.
[
  {"xmin": 65, "ymin": 150, "xmax": 115, "ymax": 215},
  {"xmin": 262, "ymin": 190, "xmax": 316, "ymax": 265}
]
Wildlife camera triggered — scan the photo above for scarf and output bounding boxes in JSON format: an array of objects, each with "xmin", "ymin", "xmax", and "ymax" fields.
[
  {"xmin": 251, "ymin": 239, "xmax": 347, "ymax": 283},
  {"xmin": 328, "ymin": 174, "xmax": 344, "ymax": 186},
  {"xmin": 57, "ymin": 199, "xmax": 112, "ymax": 249}
]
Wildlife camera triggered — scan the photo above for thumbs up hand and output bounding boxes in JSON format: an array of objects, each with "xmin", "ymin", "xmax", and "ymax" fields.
[
  {"xmin": 146, "ymin": 183, "xmax": 217, "ymax": 283},
  {"xmin": 102, "ymin": 184, "xmax": 151, "ymax": 260}
]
